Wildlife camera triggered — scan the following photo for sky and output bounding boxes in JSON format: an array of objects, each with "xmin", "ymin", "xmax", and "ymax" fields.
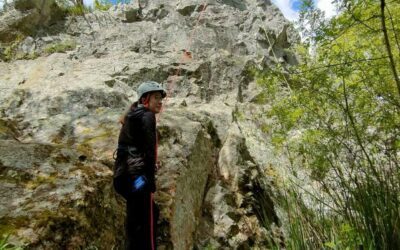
[
  {"xmin": 0, "ymin": 0, "xmax": 337, "ymax": 21},
  {"xmin": 271, "ymin": 0, "xmax": 337, "ymax": 21}
]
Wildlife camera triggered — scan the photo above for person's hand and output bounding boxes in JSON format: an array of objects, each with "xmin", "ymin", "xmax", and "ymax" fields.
[{"xmin": 131, "ymin": 175, "xmax": 147, "ymax": 192}]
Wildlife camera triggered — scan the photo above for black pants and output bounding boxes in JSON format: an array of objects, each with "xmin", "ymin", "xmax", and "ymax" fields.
[{"xmin": 125, "ymin": 191, "xmax": 158, "ymax": 250}]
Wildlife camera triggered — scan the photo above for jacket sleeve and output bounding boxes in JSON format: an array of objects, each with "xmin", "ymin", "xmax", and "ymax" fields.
[{"xmin": 141, "ymin": 111, "xmax": 157, "ymax": 189}]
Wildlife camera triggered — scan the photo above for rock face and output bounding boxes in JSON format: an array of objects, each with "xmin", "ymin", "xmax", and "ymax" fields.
[
  {"xmin": 0, "ymin": 0, "xmax": 298, "ymax": 249},
  {"xmin": 0, "ymin": 0, "xmax": 63, "ymax": 43},
  {"xmin": 0, "ymin": 140, "xmax": 124, "ymax": 248}
]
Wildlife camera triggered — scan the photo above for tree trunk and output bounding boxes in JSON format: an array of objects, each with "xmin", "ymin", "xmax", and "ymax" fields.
[{"xmin": 380, "ymin": 0, "xmax": 400, "ymax": 98}]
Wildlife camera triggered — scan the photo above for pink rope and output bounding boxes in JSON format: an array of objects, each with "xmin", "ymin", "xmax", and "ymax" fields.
[{"xmin": 150, "ymin": 192, "xmax": 155, "ymax": 250}]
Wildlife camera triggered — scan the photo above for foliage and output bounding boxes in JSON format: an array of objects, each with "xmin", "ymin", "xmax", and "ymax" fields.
[
  {"xmin": 57, "ymin": 0, "xmax": 90, "ymax": 16},
  {"xmin": 0, "ymin": 235, "xmax": 23, "ymax": 250},
  {"xmin": 44, "ymin": 40, "xmax": 76, "ymax": 54},
  {"xmin": 94, "ymin": 0, "xmax": 132, "ymax": 11},
  {"xmin": 94, "ymin": 0, "xmax": 112, "ymax": 11},
  {"xmin": 21, "ymin": 52, "xmax": 40, "ymax": 60},
  {"xmin": 64, "ymin": 4, "xmax": 90, "ymax": 16},
  {"xmin": 279, "ymin": 188, "xmax": 363, "ymax": 250},
  {"xmin": 258, "ymin": 0, "xmax": 400, "ymax": 249},
  {"xmin": 0, "ymin": 34, "xmax": 25, "ymax": 62},
  {"xmin": 0, "ymin": 37, "xmax": 74, "ymax": 61},
  {"xmin": 57, "ymin": 0, "xmax": 132, "ymax": 14},
  {"xmin": 203, "ymin": 243, "xmax": 218, "ymax": 250}
]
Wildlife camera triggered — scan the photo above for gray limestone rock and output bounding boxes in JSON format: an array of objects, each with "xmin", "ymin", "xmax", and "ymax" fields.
[
  {"xmin": 0, "ymin": 0, "xmax": 299, "ymax": 248},
  {"xmin": 0, "ymin": 0, "xmax": 63, "ymax": 43},
  {"xmin": 19, "ymin": 36, "xmax": 35, "ymax": 54},
  {"xmin": 0, "ymin": 140, "xmax": 124, "ymax": 248}
]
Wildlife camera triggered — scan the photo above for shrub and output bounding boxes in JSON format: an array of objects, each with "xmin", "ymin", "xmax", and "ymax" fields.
[
  {"xmin": 94, "ymin": 0, "xmax": 112, "ymax": 11},
  {"xmin": 44, "ymin": 40, "xmax": 76, "ymax": 54}
]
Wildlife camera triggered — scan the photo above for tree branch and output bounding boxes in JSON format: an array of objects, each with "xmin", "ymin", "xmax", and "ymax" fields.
[
  {"xmin": 385, "ymin": 5, "xmax": 400, "ymax": 59},
  {"xmin": 380, "ymin": 0, "xmax": 400, "ymax": 98},
  {"xmin": 342, "ymin": 76, "xmax": 381, "ymax": 181},
  {"xmin": 290, "ymin": 56, "xmax": 389, "ymax": 74}
]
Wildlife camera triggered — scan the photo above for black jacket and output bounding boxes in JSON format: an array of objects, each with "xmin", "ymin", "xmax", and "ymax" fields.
[{"xmin": 115, "ymin": 104, "xmax": 157, "ymax": 192}]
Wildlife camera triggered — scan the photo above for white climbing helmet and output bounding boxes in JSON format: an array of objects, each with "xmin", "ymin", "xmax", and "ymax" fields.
[{"xmin": 137, "ymin": 81, "xmax": 167, "ymax": 100}]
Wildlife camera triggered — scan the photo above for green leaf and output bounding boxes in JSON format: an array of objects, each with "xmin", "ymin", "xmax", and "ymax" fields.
[{"xmin": 324, "ymin": 241, "xmax": 336, "ymax": 249}]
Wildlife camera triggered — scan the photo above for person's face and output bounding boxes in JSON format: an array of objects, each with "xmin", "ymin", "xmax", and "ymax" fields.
[{"xmin": 148, "ymin": 92, "xmax": 163, "ymax": 113}]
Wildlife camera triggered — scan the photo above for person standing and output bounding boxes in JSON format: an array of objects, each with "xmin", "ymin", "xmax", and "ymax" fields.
[{"xmin": 114, "ymin": 81, "xmax": 166, "ymax": 250}]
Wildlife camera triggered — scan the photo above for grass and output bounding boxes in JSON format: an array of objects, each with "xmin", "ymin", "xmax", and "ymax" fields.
[
  {"xmin": 261, "ymin": 164, "xmax": 400, "ymax": 250},
  {"xmin": 252, "ymin": 155, "xmax": 396, "ymax": 249},
  {"xmin": 1, "ymin": 37, "xmax": 75, "ymax": 61},
  {"xmin": 59, "ymin": 0, "xmax": 131, "ymax": 14},
  {"xmin": 61, "ymin": 3, "xmax": 90, "ymax": 16},
  {"xmin": 232, "ymin": 107, "xmax": 245, "ymax": 122},
  {"xmin": 44, "ymin": 40, "xmax": 76, "ymax": 54},
  {"xmin": 0, "ymin": 235, "xmax": 23, "ymax": 250},
  {"xmin": 18, "ymin": 52, "xmax": 39, "ymax": 60},
  {"xmin": 0, "ymin": 35, "xmax": 25, "ymax": 62},
  {"xmin": 251, "ymin": 92, "xmax": 269, "ymax": 105},
  {"xmin": 272, "ymin": 188, "xmax": 362, "ymax": 250}
]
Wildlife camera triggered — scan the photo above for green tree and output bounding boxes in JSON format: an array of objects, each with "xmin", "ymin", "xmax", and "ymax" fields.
[{"xmin": 259, "ymin": 0, "xmax": 400, "ymax": 248}]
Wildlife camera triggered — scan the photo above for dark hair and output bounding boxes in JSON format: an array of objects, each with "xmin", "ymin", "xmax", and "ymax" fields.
[
  {"xmin": 139, "ymin": 93, "xmax": 150, "ymax": 104},
  {"xmin": 119, "ymin": 101, "xmax": 138, "ymax": 125},
  {"xmin": 119, "ymin": 92, "xmax": 152, "ymax": 124}
]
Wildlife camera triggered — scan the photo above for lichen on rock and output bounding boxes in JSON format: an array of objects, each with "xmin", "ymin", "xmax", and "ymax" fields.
[{"xmin": 0, "ymin": 0, "xmax": 299, "ymax": 248}]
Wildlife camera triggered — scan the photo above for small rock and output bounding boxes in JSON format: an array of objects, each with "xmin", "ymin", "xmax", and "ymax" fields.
[
  {"xmin": 124, "ymin": 8, "xmax": 142, "ymax": 23},
  {"xmin": 18, "ymin": 79, "xmax": 26, "ymax": 85},
  {"xmin": 17, "ymin": 228, "xmax": 39, "ymax": 243},
  {"xmin": 41, "ymin": 36, "xmax": 54, "ymax": 43},
  {"xmin": 20, "ymin": 36, "xmax": 36, "ymax": 54},
  {"xmin": 105, "ymin": 79, "xmax": 116, "ymax": 88}
]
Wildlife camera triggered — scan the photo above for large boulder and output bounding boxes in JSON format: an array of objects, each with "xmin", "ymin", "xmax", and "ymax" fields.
[
  {"xmin": 0, "ymin": 140, "xmax": 124, "ymax": 248},
  {"xmin": 0, "ymin": 0, "xmax": 64, "ymax": 43},
  {"xmin": 156, "ymin": 109, "xmax": 217, "ymax": 249}
]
